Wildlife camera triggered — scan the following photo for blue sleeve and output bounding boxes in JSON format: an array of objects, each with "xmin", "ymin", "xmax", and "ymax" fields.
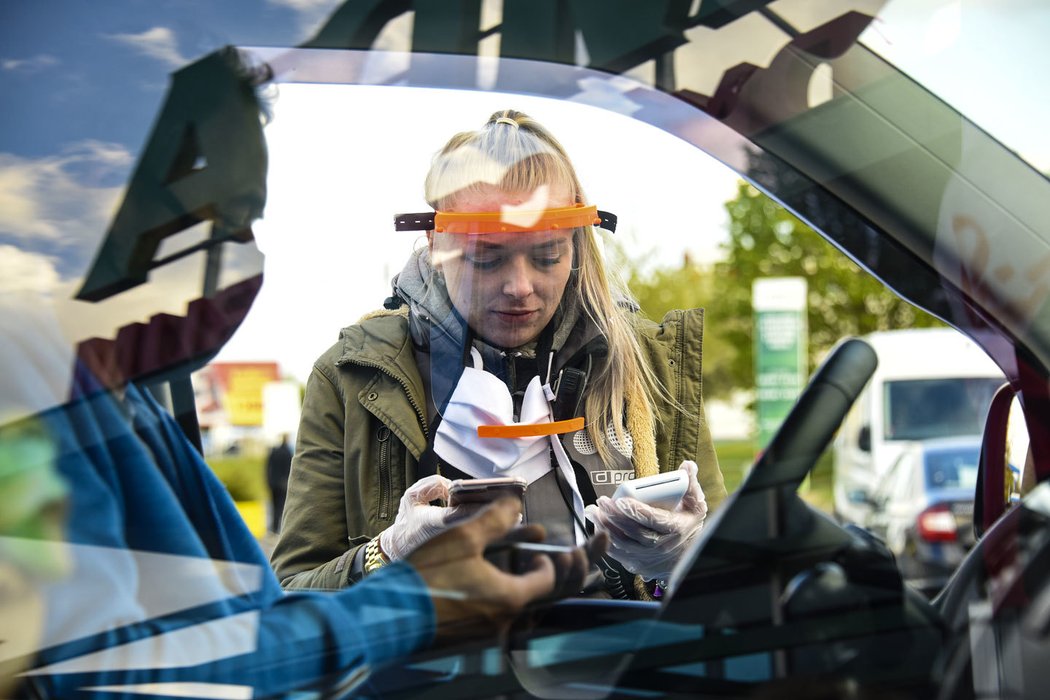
[{"xmin": 17, "ymin": 383, "xmax": 436, "ymax": 698}]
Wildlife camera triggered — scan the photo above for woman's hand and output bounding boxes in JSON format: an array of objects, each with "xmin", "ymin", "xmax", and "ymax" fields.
[
  {"xmin": 583, "ymin": 460, "xmax": 707, "ymax": 582},
  {"xmin": 379, "ymin": 474, "xmax": 479, "ymax": 560}
]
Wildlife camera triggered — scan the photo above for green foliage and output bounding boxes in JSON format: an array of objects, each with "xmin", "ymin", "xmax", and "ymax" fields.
[
  {"xmin": 623, "ymin": 180, "xmax": 942, "ymax": 396},
  {"xmin": 709, "ymin": 181, "xmax": 941, "ymax": 389},
  {"xmin": 712, "ymin": 440, "xmax": 757, "ymax": 494},
  {"xmin": 714, "ymin": 440, "xmax": 834, "ymax": 514},
  {"xmin": 617, "ymin": 248, "xmax": 738, "ymax": 399},
  {"xmin": 207, "ymin": 455, "xmax": 266, "ymax": 502}
]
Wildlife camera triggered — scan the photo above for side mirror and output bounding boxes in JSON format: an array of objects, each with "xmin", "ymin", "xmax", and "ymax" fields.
[
  {"xmin": 975, "ymin": 383, "xmax": 1014, "ymax": 538},
  {"xmin": 858, "ymin": 425, "xmax": 872, "ymax": 452}
]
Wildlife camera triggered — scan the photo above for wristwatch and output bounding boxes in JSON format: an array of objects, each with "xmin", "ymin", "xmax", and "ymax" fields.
[{"xmin": 363, "ymin": 535, "xmax": 389, "ymax": 575}]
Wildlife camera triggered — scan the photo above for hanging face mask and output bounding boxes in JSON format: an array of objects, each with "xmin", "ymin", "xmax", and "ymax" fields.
[
  {"xmin": 433, "ymin": 347, "xmax": 588, "ymax": 545},
  {"xmin": 434, "ymin": 348, "xmax": 582, "ymax": 483}
]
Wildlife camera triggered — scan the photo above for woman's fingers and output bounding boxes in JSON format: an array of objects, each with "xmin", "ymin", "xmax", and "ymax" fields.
[
  {"xmin": 676, "ymin": 462, "xmax": 708, "ymax": 517},
  {"xmin": 407, "ymin": 474, "xmax": 452, "ymax": 504}
]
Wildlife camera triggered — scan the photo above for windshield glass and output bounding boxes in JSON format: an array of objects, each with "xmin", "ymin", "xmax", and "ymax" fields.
[
  {"xmin": 5, "ymin": 2, "xmax": 1050, "ymax": 698},
  {"xmin": 883, "ymin": 377, "xmax": 1004, "ymax": 440},
  {"xmin": 925, "ymin": 447, "xmax": 981, "ymax": 491},
  {"xmin": 858, "ymin": 0, "xmax": 1050, "ymax": 175}
]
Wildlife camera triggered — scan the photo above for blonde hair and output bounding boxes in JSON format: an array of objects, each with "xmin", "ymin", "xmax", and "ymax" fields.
[{"xmin": 425, "ymin": 109, "xmax": 663, "ymax": 465}]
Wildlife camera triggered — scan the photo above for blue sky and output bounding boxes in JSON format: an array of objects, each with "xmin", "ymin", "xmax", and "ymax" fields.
[
  {"xmin": 0, "ymin": 1, "xmax": 339, "ymax": 157},
  {"xmin": 0, "ymin": 1, "xmax": 340, "ymax": 317}
]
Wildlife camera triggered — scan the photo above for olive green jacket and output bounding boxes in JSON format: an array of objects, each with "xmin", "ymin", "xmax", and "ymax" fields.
[{"xmin": 271, "ymin": 307, "xmax": 726, "ymax": 590}]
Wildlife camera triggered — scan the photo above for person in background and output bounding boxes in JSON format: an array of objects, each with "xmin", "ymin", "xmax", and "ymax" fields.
[
  {"xmin": 272, "ymin": 109, "xmax": 727, "ymax": 600},
  {"xmin": 266, "ymin": 433, "xmax": 293, "ymax": 533}
]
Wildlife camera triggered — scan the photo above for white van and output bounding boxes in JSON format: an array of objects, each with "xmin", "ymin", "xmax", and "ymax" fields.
[{"xmin": 832, "ymin": 328, "xmax": 1007, "ymax": 525}]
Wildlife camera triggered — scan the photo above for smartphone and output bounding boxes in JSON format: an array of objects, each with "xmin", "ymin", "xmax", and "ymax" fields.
[
  {"xmin": 484, "ymin": 541, "xmax": 577, "ymax": 574},
  {"xmin": 612, "ymin": 471, "xmax": 689, "ymax": 510},
  {"xmin": 447, "ymin": 476, "xmax": 527, "ymax": 507}
]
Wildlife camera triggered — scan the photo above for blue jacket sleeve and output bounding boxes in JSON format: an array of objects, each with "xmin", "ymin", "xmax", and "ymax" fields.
[{"xmin": 15, "ymin": 383, "xmax": 435, "ymax": 698}]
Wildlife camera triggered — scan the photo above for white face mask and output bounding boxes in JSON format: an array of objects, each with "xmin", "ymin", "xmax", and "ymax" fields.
[
  {"xmin": 434, "ymin": 348, "xmax": 553, "ymax": 483},
  {"xmin": 433, "ymin": 348, "xmax": 586, "ymax": 542}
]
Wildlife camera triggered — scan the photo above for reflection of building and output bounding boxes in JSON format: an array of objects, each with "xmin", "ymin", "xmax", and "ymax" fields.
[{"xmin": 193, "ymin": 362, "xmax": 289, "ymax": 455}]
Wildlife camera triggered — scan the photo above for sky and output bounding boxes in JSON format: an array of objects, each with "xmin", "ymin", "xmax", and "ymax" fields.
[{"xmin": 3, "ymin": 0, "xmax": 1048, "ymax": 390}]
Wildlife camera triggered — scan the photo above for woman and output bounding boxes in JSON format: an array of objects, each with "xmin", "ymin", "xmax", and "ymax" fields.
[{"xmin": 271, "ymin": 109, "xmax": 726, "ymax": 598}]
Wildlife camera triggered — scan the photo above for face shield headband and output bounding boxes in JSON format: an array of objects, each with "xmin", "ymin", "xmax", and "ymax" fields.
[{"xmin": 394, "ymin": 204, "xmax": 617, "ymax": 235}]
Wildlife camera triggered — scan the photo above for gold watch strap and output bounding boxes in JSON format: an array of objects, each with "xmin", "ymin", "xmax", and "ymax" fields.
[{"xmin": 363, "ymin": 536, "xmax": 389, "ymax": 575}]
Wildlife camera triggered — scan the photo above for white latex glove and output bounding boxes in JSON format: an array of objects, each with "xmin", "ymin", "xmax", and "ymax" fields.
[
  {"xmin": 379, "ymin": 474, "xmax": 476, "ymax": 560},
  {"xmin": 584, "ymin": 460, "xmax": 707, "ymax": 581}
]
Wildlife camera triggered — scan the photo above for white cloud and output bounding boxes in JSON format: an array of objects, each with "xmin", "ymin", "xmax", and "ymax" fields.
[
  {"xmin": 0, "ymin": 141, "xmax": 130, "ymax": 247},
  {"xmin": 266, "ymin": 0, "xmax": 345, "ymax": 36},
  {"xmin": 106, "ymin": 27, "xmax": 187, "ymax": 69},
  {"xmin": 1, "ymin": 54, "xmax": 59, "ymax": 73},
  {"xmin": 0, "ymin": 244, "xmax": 62, "ymax": 295}
]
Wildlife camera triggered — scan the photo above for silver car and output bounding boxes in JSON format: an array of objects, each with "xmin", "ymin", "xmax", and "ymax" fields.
[{"xmin": 865, "ymin": 437, "xmax": 982, "ymax": 596}]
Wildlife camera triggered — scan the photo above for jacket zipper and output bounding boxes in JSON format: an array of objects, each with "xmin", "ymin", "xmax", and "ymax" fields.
[{"xmin": 377, "ymin": 426, "xmax": 391, "ymax": 519}]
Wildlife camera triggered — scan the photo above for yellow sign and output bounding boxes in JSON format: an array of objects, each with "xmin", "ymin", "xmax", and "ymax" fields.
[{"xmin": 202, "ymin": 363, "xmax": 279, "ymax": 426}]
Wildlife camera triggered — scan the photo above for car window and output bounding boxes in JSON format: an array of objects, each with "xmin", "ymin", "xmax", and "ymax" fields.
[
  {"xmin": 883, "ymin": 377, "xmax": 1006, "ymax": 441},
  {"xmin": 925, "ymin": 448, "xmax": 980, "ymax": 491},
  {"xmin": 5, "ymin": 2, "xmax": 1050, "ymax": 699}
]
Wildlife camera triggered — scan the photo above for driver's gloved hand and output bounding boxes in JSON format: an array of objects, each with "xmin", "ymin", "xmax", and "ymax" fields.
[
  {"xmin": 379, "ymin": 475, "xmax": 479, "ymax": 560},
  {"xmin": 583, "ymin": 461, "xmax": 707, "ymax": 584}
]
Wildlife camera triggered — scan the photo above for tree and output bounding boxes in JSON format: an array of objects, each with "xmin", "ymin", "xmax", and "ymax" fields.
[
  {"xmin": 708, "ymin": 180, "xmax": 941, "ymax": 391},
  {"xmin": 620, "ymin": 249, "xmax": 738, "ymax": 400},
  {"xmin": 620, "ymin": 179, "xmax": 941, "ymax": 398}
]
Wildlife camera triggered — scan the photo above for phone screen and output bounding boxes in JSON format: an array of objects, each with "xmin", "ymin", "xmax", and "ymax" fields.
[{"xmin": 448, "ymin": 477, "xmax": 527, "ymax": 507}]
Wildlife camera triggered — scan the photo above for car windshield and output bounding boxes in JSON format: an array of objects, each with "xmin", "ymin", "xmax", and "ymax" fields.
[
  {"xmin": 925, "ymin": 446, "xmax": 981, "ymax": 491},
  {"xmin": 883, "ymin": 377, "xmax": 1006, "ymax": 440},
  {"xmin": 4, "ymin": 2, "xmax": 1050, "ymax": 699},
  {"xmin": 858, "ymin": 2, "xmax": 1049, "ymax": 176}
]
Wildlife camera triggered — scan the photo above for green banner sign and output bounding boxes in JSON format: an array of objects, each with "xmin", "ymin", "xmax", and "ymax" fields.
[{"xmin": 753, "ymin": 278, "xmax": 808, "ymax": 449}]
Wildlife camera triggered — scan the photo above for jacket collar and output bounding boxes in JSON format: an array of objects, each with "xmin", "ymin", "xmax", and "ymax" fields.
[{"xmin": 335, "ymin": 308, "xmax": 423, "ymax": 391}]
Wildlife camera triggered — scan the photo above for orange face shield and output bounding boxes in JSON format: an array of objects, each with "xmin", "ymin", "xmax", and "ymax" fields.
[{"xmin": 394, "ymin": 204, "xmax": 617, "ymax": 235}]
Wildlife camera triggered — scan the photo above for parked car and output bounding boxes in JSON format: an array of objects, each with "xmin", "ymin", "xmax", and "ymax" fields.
[
  {"xmin": 4, "ymin": 2, "xmax": 1050, "ymax": 699},
  {"xmin": 863, "ymin": 437, "xmax": 982, "ymax": 596},
  {"xmin": 832, "ymin": 329, "xmax": 1005, "ymax": 525}
]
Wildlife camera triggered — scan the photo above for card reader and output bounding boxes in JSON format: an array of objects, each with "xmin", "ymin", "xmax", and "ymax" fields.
[{"xmin": 612, "ymin": 470, "xmax": 689, "ymax": 510}]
